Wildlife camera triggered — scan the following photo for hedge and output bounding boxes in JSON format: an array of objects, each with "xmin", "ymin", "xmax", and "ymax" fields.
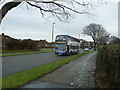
[{"xmin": 96, "ymin": 44, "xmax": 120, "ymax": 88}]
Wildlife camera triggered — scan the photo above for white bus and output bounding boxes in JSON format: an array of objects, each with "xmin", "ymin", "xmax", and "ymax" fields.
[{"xmin": 54, "ymin": 35, "xmax": 80, "ymax": 55}]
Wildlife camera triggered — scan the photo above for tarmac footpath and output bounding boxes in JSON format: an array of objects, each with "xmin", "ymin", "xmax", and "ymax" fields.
[{"xmin": 22, "ymin": 51, "xmax": 97, "ymax": 88}]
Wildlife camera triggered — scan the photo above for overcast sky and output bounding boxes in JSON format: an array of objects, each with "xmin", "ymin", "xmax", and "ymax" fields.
[{"xmin": 0, "ymin": 0, "xmax": 119, "ymax": 42}]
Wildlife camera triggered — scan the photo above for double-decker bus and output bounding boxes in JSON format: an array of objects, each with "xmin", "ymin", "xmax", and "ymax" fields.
[{"xmin": 54, "ymin": 35, "xmax": 80, "ymax": 55}]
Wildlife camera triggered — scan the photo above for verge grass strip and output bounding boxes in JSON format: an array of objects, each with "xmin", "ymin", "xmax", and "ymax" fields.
[{"xmin": 2, "ymin": 50, "xmax": 95, "ymax": 88}]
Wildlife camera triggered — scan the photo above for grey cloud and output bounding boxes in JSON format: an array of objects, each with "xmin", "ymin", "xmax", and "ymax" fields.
[{"xmin": 1, "ymin": 1, "xmax": 118, "ymax": 42}]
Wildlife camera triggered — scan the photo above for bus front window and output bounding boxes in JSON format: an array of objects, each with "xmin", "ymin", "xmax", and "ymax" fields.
[{"xmin": 55, "ymin": 43, "xmax": 66, "ymax": 50}]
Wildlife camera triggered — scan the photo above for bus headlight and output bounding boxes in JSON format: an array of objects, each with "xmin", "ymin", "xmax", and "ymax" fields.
[
  {"xmin": 55, "ymin": 51, "xmax": 58, "ymax": 53},
  {"xmin": 63, "ymin": 51, "xmax": 66, "ymax": 53}
]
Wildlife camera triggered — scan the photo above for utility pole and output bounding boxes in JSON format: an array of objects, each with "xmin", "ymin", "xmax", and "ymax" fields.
[
  {"xmin": 79, "ymin": 34, "xmax": 81, "ymax": 52},
  {"xmin": 1, "ymin": 27, "xmax": 5, "ymax": 34},
  {"xmin": 52, "ymin": 23, "xmax": 55, "ymax": 50}
]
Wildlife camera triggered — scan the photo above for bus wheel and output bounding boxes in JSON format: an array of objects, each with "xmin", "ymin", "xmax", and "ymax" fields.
[
  {"xmin": 66, "ymin": 52, "xmax": 69, "ymax": 56},
  {"xmin": 77, "ymin": 50, "xmax": 79, "ymax": 54},
  {"xmin": 67, "ymin": 52, "xmax": 71, "ymax": 56}
]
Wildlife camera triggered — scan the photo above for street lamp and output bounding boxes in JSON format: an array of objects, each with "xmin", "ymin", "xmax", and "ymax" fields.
[
  {"xmin": 52, "ymin": 23, "xmax": 55, "ymax": 49},
  {"xmin": 79, "ymin": 34, "xmax": 81, "ymax": 51}
]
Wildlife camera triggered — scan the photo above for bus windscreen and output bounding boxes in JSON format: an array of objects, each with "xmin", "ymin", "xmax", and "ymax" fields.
[{"xmin": 55, "ymin": 43, "xmax": 66, "ymax": 50}]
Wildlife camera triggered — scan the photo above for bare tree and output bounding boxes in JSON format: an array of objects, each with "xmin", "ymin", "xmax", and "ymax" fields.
[
  {"xmin": 109, "ymin": 36, "xmax": 120, "ymax": 44},
  {"xmin": 98, "ymin": 35, "xmax": 109, "ymax": 45},
  {"xmin": 0, "ymin": 0, "xmax": 101, "ymax": 23},
  {"xmin": 82, "ymin": 23, "xmax": 110, "ymax": 49}
]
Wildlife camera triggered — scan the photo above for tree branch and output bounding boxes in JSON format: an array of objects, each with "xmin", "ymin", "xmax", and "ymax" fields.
[
  {"xmin": 1, "ymin": 2, "xmax": 21, "ymax": 19},
  {"xmin": 0, "ymin": 0, "xmax": 95, "ymax": 23}
]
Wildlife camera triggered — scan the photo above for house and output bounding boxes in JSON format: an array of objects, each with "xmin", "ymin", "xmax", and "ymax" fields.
[{"xmin": 80, "ymin": 39, "xmax": 94, "ymax": 49}]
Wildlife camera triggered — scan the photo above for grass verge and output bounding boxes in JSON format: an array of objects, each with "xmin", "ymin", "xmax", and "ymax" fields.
[
  {"xmin": 2, "ymin": 50, "xmax": 35, "ymax": 53},
  {"xmin": 0, "ymin": 49, "xmax": 53, "ymax": 57},
  {"xmin": 2, "ymin": 50, "xmax": 95, "ymax": 88}
]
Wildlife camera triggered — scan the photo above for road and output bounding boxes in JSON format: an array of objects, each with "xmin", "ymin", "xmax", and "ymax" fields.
[
  {"xmin": 2, "ymin": 52, "xmax": 67, "ymax": 77},
  {"xmin": 23, "ymin": 51, "xmax": 97, "ymax": 88},
  {"xmin": 3, "ymin": 50, "xmax": 84, "ymax": 77}
]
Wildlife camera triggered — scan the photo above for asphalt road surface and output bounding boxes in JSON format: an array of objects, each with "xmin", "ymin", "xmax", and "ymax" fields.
[
  {"xmin": 3, "ymin": 50, "xmax": 84, "ymax": 77},
  {"xmin": 22, "ymin": 51, "xmax": 97, "ymax": 88}
]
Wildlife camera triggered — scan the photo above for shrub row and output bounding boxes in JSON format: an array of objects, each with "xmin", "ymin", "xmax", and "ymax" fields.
[{"xmin": 96, "ymin": 44, "xmax": 120, "ymax": 88}]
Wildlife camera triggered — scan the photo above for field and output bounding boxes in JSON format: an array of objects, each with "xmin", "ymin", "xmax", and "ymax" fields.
[
  {"xmin": 2, "ymin": 48, "xmax": 53, "ymax": 53},
  {"xmin": 0, "ymin": 48, "xmax": 53, "ymax": 56}
]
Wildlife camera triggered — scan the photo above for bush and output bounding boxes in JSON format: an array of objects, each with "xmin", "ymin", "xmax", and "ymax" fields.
[{"xmin": 96, "ymin": 44, "xmax": 120, "ymax": 88}]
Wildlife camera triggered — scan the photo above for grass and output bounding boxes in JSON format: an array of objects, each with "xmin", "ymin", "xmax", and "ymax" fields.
[
  {"xmin": 2, "ymin": 50, "xmax": 35, "ymax": 53},
  {"xmin": 2, "ymin": 50, "xmax": 95, "ymax": 88},
  {"xmin": 40, "ymin": 48, "xmax": 53, "ymax": 53},
  {"xmin": 2, "ymin": 49, "xmax": 53, "ymax": 53},
  {"xmin": 0, "ymin": 49, "xmax": 53, "ymax": 57}
]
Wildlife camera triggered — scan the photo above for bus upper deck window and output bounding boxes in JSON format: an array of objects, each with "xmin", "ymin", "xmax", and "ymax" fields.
[{"xmin": 56, "ymin": 36, "xmax": 66, "ymax": 41}]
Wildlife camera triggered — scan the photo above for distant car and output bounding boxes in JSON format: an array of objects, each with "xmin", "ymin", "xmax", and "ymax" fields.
[{"xmin": 84, "ymin": 48, "xmax": 89, "ymax": 51}]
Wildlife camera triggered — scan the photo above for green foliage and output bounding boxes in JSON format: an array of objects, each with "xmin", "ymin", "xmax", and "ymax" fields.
[
  {"xmin": 3, "ymin": 39, "xmax": 38, "ymax": 50},
  {"xmin": 5, "ymin": 39, "xmax": 19, "ymax": 50},
  {"xmin": 2, "ymin": 51, "xmax": 94, "ymax": 88},
  {"xmin": 2, "ymin": 50, "xmax": 35, "ymax": 53},
  {"xmin": 96, "ymin": 44, "xmax": 120, "ymax": 88},
  {"xmin": 1, "ymin": 49, "xmax": 53, "ymax": 56}
]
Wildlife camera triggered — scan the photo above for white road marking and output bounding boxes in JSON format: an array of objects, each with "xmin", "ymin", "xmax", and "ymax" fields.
[
  {"xmin": 70, "ymin": 83, "xmax": 73, "ymax": 85},
  {"xmin": 80, "ymin": 76, "xmax": 83, "ymax": 77},
  {"xmin": 79, "ymin": 85, "xmax": 82, "ymax": 87}
]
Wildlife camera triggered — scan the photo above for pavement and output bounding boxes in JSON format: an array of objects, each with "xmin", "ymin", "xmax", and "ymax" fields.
[{"xmin": 22, "ymin": 51, "xmax": 97, "ymax": 88}]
